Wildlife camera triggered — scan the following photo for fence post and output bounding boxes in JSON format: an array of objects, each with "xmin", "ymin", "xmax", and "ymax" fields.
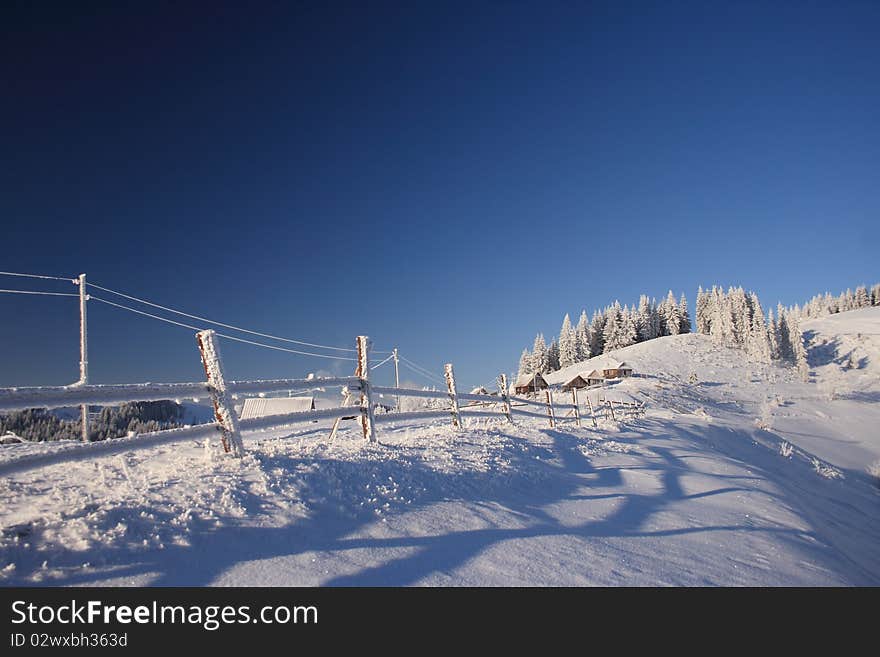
[
  {"xmin": 444, "ymin": 363, "xmax": 463, "ymax": 429},
  {"xmin": 607, "ymin": 399, "xmax": 617, "ymax": 422},
  {"xmin": 571, "ymin": 388, "xmax": 581, "ymax": 427},
  {"xmin": 356, "ymin": 336, "xmax": 377, "ymax": 443},
  {"xmin": 77, "ymin": 273, "xmax": 89, "ymax": 442},
  {"xmin": 196, "ymin": 329, "xmax": 244, "ymax": 456},
  {"xmin": 545, "ymin": 388, "xmax": 556, "ymax": 428},
  {"xmin": 497, "ymin": 373, "xmax": 513, "ymax": 423},
  {"xmin": 586, "ymin": 395, "xmax": 597, "ymax": 428}
]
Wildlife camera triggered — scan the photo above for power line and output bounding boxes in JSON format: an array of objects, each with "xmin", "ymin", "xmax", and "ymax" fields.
[
  {"xmin": 90, "ymin": 295, "xmax": 356, "ymax": 361},
  {"xmin": 0, "ymin": 288, "xmax": 79, "ymax": 298},
  {"xmin": 399, "ymin": 355, "xmax": 444, "ymax": 385},
  {"xmin": 0, "ymin": 271, "xmax": 74, "ymax": 282},
  {"xmin": 370, "ymin": 353, "xmax": 395, "ymax": 370},
  {"xmin": 88, "ymin": 281, "xmax": 358, "ymax": 353}
]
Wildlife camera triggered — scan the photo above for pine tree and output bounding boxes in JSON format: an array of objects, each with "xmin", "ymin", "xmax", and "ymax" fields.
[
  {"xmin": 787, "ymin": 314, "xmax": 809, "ymax": 381},
  {"xmin": 558, "ymin": 314, "xmax": 578, "ymax": 369},
  {"xmin": 776, "ymin": 305, "xmax": 794, "ymax": 361},
  {"xmin": 636, "ymin": 295, "xmax": 653, "ymax": 342},
  {"xmin": 532, "ymin": 334, "xmax": 548, "ymax": 375},
  {"xmin": 872, "ymin": 283, "xmax": 880, "ymax": 306},
  {"xmin": 575, "ymin": 310, "xmax": 591, "ymax": 361},
  {"xmin": 746, "ymin": 293, "xmax": 771, "ymax": 364},
  {"xmin": 547, "ymin": 339, "xmax": 560, "ymax": 372},
  {"xmin": 620, "ymin": 305, "xmax": 638, "ymax": 348},
  {"xmin": 517, "ymin": 348, "xmax": 532, "ymax": 380},
  {"xmin": 695, "ymin": 286, "xmax": 711, "ymax": 334},
  {"xmin": 602, "ymin": 302, "xmax": 623, "ymax": 352},
  {"xmin": 662, "ymin": 290, "xmax": 681, "ymax": 336},
  {"xmin": 679, "ymin": 293, "xmax": 691, "ymax": 333},
  {"xmin": 589, "ymin": 310, "xmax": 606, "ymax": 356},
  {"xmin": 855, "ymin": 285, "xmax": 870, "ymax": 308},
  {"xmin": 767, "ymin": 309, "xmax": 780, "ymax": 361}
]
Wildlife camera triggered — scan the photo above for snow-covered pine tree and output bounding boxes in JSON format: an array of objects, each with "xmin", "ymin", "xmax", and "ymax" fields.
[
  {"xmin": 872, "ymin": 283, "xmax": 880, "ymax": 306},
  {"xmin": 602, "ymin": 302, "xmax": 623, "ymax": 352},
  {"xmin": 662, "ymin": 290, "xmax": 681, "ymax": 336},
  {"xmin": 709, "ymin": 286, "xmax": 726, "ymax": 343},
  {"xmin": 636, "ymin": 295, "xmax": 653, "ymax": 342},
  {"xmin": 695, "ymin": 286, "xmax": 711, "ymax": 334},
  {"xmin": 575, "ymin": 310, "xmax": 591, "ymax": 361},
  {"xmin": 855, "ymin": 285, "xmax": 870, "ymax": 308},
  {"xmin": 532, "ymin": 333, "xmax": 548, "ymax": 375},
  {"xmin": 766, "ymin": 309, "xmax": 780, "ymax": 361},
  {"xmin": 620, "ymin": 305, "xmax": 638, "ymax": 348},
  {"xmin": 679, "ymin": 293, "xmax": 691, "ymax": 333},
  {"xmin": 728, "ymin": 286, "xmax": 749, "ymax": 347},
  {"xmin": 775, "ymin": 305, "xmax": 794, "ymax": 362},
  {"xmin": 589, "ymin": 310, "xmax": 606, "ymax": 356},
  {"xmin": 547, "ymin": 339, "xmax": 560, "ymax": 372},
  {"xmin": 558, "ymin": 313, "xmax": 578, "ymax": 369},
  {"xmin": 746, "ymin": 293, "xmax": 771, "ymax": 364},
  {"xmin": 517, "ymin": 348, "xmax": 532, "ymax": 380},
  {"xmin": 787, "ymin": 313, "xmax": 809, "ymax": 381}
]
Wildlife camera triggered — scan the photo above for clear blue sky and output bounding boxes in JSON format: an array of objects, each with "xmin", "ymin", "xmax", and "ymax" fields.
[{"xmin": 1, "ymin": 1, "xmax": 877, "ymax": 389}]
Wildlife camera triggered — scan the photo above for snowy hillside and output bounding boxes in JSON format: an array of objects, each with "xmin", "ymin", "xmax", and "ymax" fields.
[{"xmin": 1, "ymin": 309, "xmax": 878, "ymax": 586}]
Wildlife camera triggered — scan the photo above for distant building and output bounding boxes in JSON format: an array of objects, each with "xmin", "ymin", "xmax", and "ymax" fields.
[
  {"xmin": 561, "ymin": 369, "xmax": 607, "ymax": 391},
  {"xmin": 239, "ymin": 396, "xmax": 315, "ymax": 420},
  {"xmin": 514, "ymin": 372, "xmax": 548, "ymax": 394},
  {"xmin": 561, "ymin": 374, "xmax": 589, "ymax": 391},
  {"xmin": 602, "ymin": 362, "xmax": 633, "ymax": 379}
]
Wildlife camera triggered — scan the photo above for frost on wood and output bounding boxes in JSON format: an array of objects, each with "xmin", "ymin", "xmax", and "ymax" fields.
[
  {"xmin": 197, "ymin": 330, "xmax": 244, "ymax": 456},
  {"xmin": 356, "ymin": 336, "xmax": 377, "ymax": 442},
  {"xmin": 444, "ymin": 363, "xmax": 462, "ymax": 429},
  {"xmin": 497, "ymin": 373, "xmax": 513, "ymax": 423}
]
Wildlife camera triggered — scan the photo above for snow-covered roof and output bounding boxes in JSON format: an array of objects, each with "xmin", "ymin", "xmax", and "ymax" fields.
[
  {"xmin": 470, "ymin": 386, "xmax": 490, "ymax": 395},
  {"xmin": 615, "ymin": 361, "xmax": 632, "ymax": 369},
  {"xmin": 584, "ymin": 369, "xmax": 605, "ymax": 379},
  {"xmin": 515, "ymin": 372, "xmax": 545, "ymax": 387},
  {"xmin": 239, "ymin": 396, "xmax": 314, "ymax": 420}
]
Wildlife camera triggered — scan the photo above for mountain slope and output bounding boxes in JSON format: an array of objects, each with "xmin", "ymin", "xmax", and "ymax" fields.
[{"xmin": 0, "ymin": 309, "xmax": 878, "ymax": 586}]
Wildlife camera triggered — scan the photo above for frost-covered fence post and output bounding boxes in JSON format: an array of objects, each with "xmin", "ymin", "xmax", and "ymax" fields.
[
  {"xmin": 607, "ymin": 399, "xmax": 617, "ymax": 422},
  {"xmin": 545, "ymin": 389, "xmax": 556, "ymax": 429},
  {"xmin": 196, "ymin": 329, "xmax": 244, "ymax": 456},
  {"xmin": 497, "ymin": 373, "xmax": 513, "ymax": 423},
  {"xmin": 586, "ymin": 395, "xmax": 597, "ymax": 428},
  {"xmin": 77, "ymin": 273, "xmax": 89, "ymax": 442},
  {"xmin": 444, "ymin": 363, "xmax": 463, "ymax": 429},
  {"xmin": 571, "ymin": 388, "xmax": 581, "ymax": 427},
  {"xmin": 356, "ymin": 335, "xmax": 377, "ymax": 442}
]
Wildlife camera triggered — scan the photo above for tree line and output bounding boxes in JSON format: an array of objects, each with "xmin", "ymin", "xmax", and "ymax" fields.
[
  {"xmin": 518, "ymin": 291, "xmax": 691, "ymax": 379},
  {"xmin": 0, "ymin": 400, "xmax": 187, "ymax": 443}
]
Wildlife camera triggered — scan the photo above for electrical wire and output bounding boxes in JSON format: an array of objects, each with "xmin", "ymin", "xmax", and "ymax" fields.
[
  {"xmin": 399, "ymin": 354, "xmax": 442, "ymax": 380},
  {"xmin": 0, "ymin": 288, "xmax": 79, "ymax": 298},
  {"xmin": 399, "ymin": 356, "xmax": 445, "ymax": 385},
  {"xmin": 370, "ymin": 353, "xmax": 395, "ymax": 370},
  {"xmin": 89, "ymin": 295, "xmax": 357, "ymax": 360},
  {"xmin": 0, "ymin": 271, "xmax": 74, "ymax": 282},
  {"xmin": 88, "ymin": 281, "xmax": 358, "ymax": 352}
]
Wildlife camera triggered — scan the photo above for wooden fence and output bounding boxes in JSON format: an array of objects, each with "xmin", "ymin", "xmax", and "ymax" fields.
[{"xmin": 0, "ymin": 330, "xmax": 643, "ymax": 475}]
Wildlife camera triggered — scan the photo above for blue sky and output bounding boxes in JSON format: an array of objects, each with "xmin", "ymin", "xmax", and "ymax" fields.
[{"xmin": 1, "ymin": 1, "xmax": 877, "ymax": 389}]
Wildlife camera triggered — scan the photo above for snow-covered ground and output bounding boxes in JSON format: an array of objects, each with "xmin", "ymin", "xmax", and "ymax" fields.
[{"xmin": 1, "ymin": 309, "xmax": 878, "ymax": 586}]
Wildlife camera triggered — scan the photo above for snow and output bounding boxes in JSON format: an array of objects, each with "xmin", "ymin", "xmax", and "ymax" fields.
[{"xmin": 1, "ymin": 308, "xmax": 878, "ymax": 586}]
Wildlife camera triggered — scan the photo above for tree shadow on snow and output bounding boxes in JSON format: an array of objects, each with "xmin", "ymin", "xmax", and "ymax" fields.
[{"xmin": 3, "ymin": 418, "xmax": 879, "ymax": 587}]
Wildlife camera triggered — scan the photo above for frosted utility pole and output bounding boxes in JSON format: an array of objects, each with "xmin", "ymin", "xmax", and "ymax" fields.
[
  {"xmin": 392, "ymin": 347, "xmax": 400, "ymax": 411},
  {"xmin": 77, "ymin": 273, "xmax": 89, "ymax": 442}
]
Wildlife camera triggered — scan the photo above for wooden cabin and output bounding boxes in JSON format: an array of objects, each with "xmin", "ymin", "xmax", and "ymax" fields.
[
  {"xmin": 561, "ymin": 374, "xmax": 589, "ymax": 391},
  {"xmin": 584, "ymin": 369, "xmax": 606, "ymax": 386},
  {"xmin": 514, "ymin": 372, "xmax": 548, "ymax": 394},
  {"xmin": 602, "ymin": 361, "xmax": 633, "ymax": 379}
]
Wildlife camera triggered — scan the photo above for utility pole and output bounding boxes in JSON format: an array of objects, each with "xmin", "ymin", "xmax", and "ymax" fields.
[
  {"xmin": 392, "ymin": 347, "xmax": 400, "ymax": 411},
  {"xmin": 77, "ymin": 273, "xmax": 89, "ymax": 442}
]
